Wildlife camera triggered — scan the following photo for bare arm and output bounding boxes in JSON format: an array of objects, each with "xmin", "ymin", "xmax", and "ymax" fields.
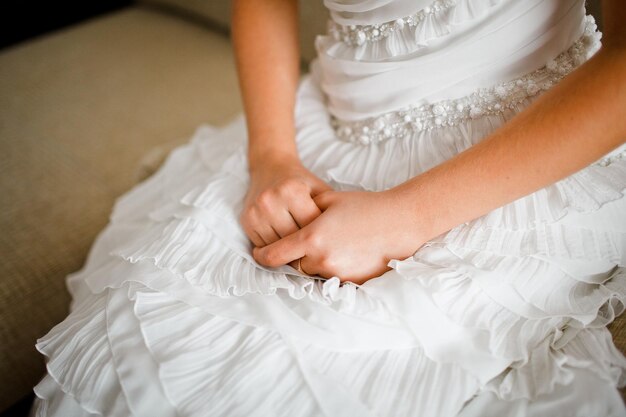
[
  {"xmin": 231, "ymin": 0, "xmax": 301, "ymax": 172},
  {"xmin": 391, "ymin": 0, "xmax": 626, "ymax": 242},
  {"xmin": 232, "ymin": 0, "xmax": 333, "ymax": 254}
]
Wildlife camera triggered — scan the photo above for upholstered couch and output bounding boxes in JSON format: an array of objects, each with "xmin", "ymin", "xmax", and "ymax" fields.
[{"xmin": 0, "ymin": 0, "xmax": 618, "ymax": 415}]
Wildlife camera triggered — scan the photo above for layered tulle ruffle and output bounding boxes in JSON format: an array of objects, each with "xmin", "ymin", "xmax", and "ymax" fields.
[{"xmin": 323, "ymin": 0, "xmax": 504, "ymax": 61}]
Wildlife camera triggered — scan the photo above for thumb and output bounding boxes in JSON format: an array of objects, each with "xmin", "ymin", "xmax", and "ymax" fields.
[{"xmin": 253, "ymin": 229, "xmax": 306, "ymax": 268}]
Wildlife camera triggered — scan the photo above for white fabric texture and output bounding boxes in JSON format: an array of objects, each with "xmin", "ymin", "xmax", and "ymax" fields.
[{"xmin": 30, "ymin": 0, "xmax": 626, "ymax": 416}]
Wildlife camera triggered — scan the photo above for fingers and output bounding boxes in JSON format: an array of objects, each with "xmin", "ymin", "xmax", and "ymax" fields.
[
  {"xmin": 310, "ymin": 179, "xmax": 334, "ymax": 197},
  {"xmin": 312, "ymin": 190, "xmax": 336, "ymax": 211},
  {"xmin": 254, "ymin": 223, "xmax": 281, "ymax": 246},
  {"xmin": 269, "ymin": 208, "xmax": 302, "ymax": 239},
  {"xmin": 241, "ymin": 178, "xmax": 331, "ymax": 248},
  {"xmin": 253, "ymin": 228, "xmax": 307, "ymax": 267},
  {"xmin": 287, "ymin": 196, "xmax": 321, "ymax": 228},
  {"xmin": 250, "ymin": 206, "xmax": 302, "ymax": 246},
  {"xmin": 240, "ymin": 209, "xmax": 271, "ymax": 247},
  {"xmin": 241, "ymin": 192, "xmax": 302, "ymax": 247},
  {"xmin": 248, "ymin": 230, "xmax": 266, "ymax": 248}
]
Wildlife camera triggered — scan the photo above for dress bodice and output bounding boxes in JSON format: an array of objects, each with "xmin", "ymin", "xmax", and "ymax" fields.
[{"xmin": 312, "ymin": 0, "xmax": 601, "ymax": 144}]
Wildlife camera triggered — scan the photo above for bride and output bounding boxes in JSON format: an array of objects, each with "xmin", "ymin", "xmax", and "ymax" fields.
[{"xmin": 30, "ymin": 0, "xmax": 626, "ymax": 416}]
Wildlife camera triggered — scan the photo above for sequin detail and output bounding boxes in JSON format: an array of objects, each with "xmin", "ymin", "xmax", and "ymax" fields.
[
  {"xmin": 331, "ymin": 16, "xmax": 602, "ymax": 145},
  {"xmin": 327, "ymin": 0, "xmax": 455, "ymax": 46}
]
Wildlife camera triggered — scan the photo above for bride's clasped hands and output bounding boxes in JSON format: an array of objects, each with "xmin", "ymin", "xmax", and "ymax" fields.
[
  {"xmin": 259, "ymin": 188, "xmax": 431, "ymax": 284},
  {"xmin": 239, "ymin": 155, "xmax": 430, "ymax": 285}
]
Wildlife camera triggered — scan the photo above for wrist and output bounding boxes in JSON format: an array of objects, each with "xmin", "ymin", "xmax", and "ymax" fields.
[
  {"xmin": 248, "ymin": 148, "xmax": 301, "ymax": 176},
  {"xmin": 385, "ymin": 179, "xmax": 441, "ymax": 243}
]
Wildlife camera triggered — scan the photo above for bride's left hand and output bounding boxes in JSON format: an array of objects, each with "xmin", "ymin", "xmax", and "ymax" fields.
[{"xmin": 251, "ymin": 189, "xmax": 429, "ymax": 284}]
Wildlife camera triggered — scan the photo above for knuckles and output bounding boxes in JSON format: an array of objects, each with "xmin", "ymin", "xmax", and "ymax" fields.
[
  {"xmin": 252, "ymin": 179, "xmax": 308, "ymax": 212},
  {"xmin": 285, "ymin": 178, "xmax": 309, "ymax": 195},
  {"xmin": 275, "ymin": 178, "xmax": 308, "ymax": 200},
  {"xmin": 254, "ymin": 189, "xmax": 277, "ymax": 211}
]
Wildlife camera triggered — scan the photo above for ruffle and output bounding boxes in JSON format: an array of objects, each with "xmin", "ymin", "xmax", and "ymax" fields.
[
  {"xmin": 33, "ymin": 276, "xmax": 626, "ymax": 416},
  {"xmin": 32, "ymin": 376, "xmax": 99, "ymax": 417},
  {"xmin": 321, "ymin": 0, "xmax": 504, "ymax": 61},
  {"xmin": 295, "ymin": 340, "xmax": 480, "ymax": 417},
  {"xmin": 108, "ymin": 212, "xmax": 364, "ymax": 311},
  {"xmin": 130, "ymin": 289, "xmax": 335, "ymax": 417},
  {"xmin": 33, "ymin": 293, "xmax": 132, "ymax": 416},
  {"xmin": 81, "ymin": 238, "xmax": 420, "ymax": 356},
  {"xmin": 380, "ymin": 246, "xmax": 626, "ymax": 399},
  {"xmin": 34, "ymin": 245, "xmax": 626, "ymax": 416},
  {"xmin": 388, "ymin": 249, "xmax": 626, "ymax": 350},
  {"xmin": 103, "ymin": 283, "xmax": 178, "ymax": 416},
  {"xmin": 136, "ymin": 283, "xmax": 296, "ymax": 417},
  {"xmin": 32, "ymin": 282, "xmax": 478, "ymax": 417},
  {"xmin": 431, "ymin": 221, "xmax": 626, "ymax": 265},
  {"xmin": 131, "ymin": 287, "xmax": 480, "ymax": 417},
  {"xmin": 458, "ymin": 365, "xmax": 626, "ymax": 417},
  {"xmin": 485, "ymin": 326, "xmax": 626, "ymax": 401}
]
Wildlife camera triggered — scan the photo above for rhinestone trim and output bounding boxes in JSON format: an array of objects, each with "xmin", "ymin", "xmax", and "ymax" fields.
[
  {"xmin": 331, "ymin": 16, "xmax": 602, "ymax": 145},
  {"xmin": 327, "ymin": 0, "xmax": 454, "ymax": 46}
]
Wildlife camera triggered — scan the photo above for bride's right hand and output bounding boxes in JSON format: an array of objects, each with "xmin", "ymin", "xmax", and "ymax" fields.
[{"xmin": 240, "ymin": 154, "xmax": 333, "ymax": 250}]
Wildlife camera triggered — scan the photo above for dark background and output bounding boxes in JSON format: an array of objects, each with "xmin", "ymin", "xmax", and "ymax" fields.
[{"xmin": 1, "ymin": 0, "xmax": 132, "ymax": 50}]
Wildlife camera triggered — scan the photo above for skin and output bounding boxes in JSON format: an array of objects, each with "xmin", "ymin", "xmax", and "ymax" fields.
[
  {"xmin": 232, "ymin": 0, "xmax": 333, "ymax": 270},
  {"xmin": 233, "ymin": 0, "xmax": 626, "ymax": 285}
]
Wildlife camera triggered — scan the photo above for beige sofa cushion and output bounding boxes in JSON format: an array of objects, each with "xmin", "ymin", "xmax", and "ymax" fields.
[
  {"xmin": 137, "ymin": 0, "xmax": 330, "ymax": 65},
  {"xmin": 0, "ymin": 5, "xmax": 243, "ymax": 411}
]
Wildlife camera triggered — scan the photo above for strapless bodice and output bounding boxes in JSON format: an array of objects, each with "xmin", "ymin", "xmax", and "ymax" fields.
[{"xmin": 312, "ymin": 0, "xmax": 601, "ymax": 144}]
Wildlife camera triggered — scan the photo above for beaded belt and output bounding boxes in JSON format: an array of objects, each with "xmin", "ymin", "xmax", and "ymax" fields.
[
  {"xmin": 327, "ymin": 0, "xmax": 455, "ymax": 47},
  {"xmin": 330, "ymin": 15, "xmax": 601, "ymax": 146}
]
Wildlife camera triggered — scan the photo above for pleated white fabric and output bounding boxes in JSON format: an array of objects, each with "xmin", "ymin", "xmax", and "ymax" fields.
[{"xmin": 30, "ymin": 1, "xmax": 626, "ymax": 416}]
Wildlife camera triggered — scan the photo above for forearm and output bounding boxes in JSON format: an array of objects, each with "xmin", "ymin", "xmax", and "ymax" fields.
[
  {"xmin": 391, "ymin": 44, "xmax": 626, "ymax": 241},
  {"xmin": 231, "ymin": 0, "xmax": 301, "ymax": 171}
]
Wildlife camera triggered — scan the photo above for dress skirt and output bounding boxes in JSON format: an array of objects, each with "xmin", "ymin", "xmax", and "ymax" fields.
[{"xmin": 30, "ymin": 50, "xmax": 626, "ymax": 417}]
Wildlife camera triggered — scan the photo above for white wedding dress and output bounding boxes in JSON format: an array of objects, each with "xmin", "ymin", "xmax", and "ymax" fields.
[{"xmin": 30, "ymin": 1, "xmax": 626, "ymax": 416}]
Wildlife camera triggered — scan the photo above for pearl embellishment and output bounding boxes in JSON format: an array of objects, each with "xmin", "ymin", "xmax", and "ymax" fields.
[
  {"xmin": 327, "ymin": 0, "xmax": 454, "ymax": 46},
  {"xmin": 330, "ymin": 16, "xmax": 602, "ymax": 146}
]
